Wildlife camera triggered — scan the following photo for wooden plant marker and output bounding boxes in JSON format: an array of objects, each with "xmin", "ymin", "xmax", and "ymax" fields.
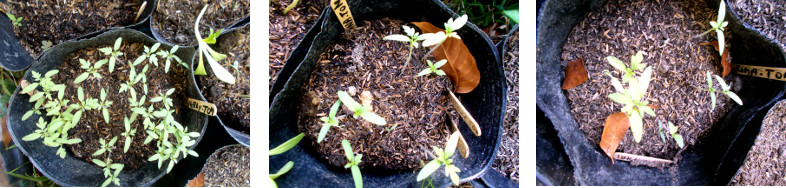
[
  {"xmin": 447, "ymin": 114, "xmax": 470, "ymax": 158},
  {"xmin": 613, "ymin": 152, "xmax": 673, "ymax": 166},
  {"xmin": 135, "ymin": 1, "xmax": 147, "ymax": 23},
  {"xmin": 446, "ymin": 88, "xmax": 481, "ymax": 136},
  {"xmin": 187, "ymin": 98, "xmax": 217, "ymax": 116},
  {"xmin": 735, "ymin": 64, "xmax": 786, "ymax": 81},
  {"xmin": 330, "ymin": 0, "xmax": 357, "ymax": 30}
]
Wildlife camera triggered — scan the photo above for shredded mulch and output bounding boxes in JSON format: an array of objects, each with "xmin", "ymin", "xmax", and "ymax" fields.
[
  {"xmin": 730, "ymin": 0, "xmax": 786, "ymax": 51},
  {"xmin": 297, "ymin": 19, "xmax": 455, "ymax": 171},
  {"xmin": 731, "ymin": 100, "xmax": 786, "ymax": 185},
  {"xmin": 491, "ymin": 29, "xmax": 518, "ymax": 183},
  {"xmin": 561, "ymin": 0, "xmax": 741, "ymax": 161},
  {"xmin": 203, "ymin": 145, "xmax": 250, "ymax": 187},
  {"xmin": 52, "ymin": 42, "xmax": 189, "ymax": 171},
  {"xmin": 1, "ymin": 0, "xmax": 143, "ymax": 58},
  {"xmin": 269, "ymin": 0, "xmax": 327, "ymax": 91},
  {"xmin": 197, "ymin": 26, "xmax": 249, "ymax": 133},
  {"xmin": 151, "ymin": 0, "xmax": 249, "ymax": 46}
]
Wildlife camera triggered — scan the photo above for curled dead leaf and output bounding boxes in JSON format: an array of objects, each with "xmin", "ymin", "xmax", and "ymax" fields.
[
  {"xmin": 700, "ymin": 41, "xmax": 731, "ymax": 77},
  {"xmin": 562, "ymin": 57, "xmax": 588, "ymax": 89},
  {"xmin": 186, "ymin": 171, "xmax": 205, "ymax": 187},
  {"xmin": 412, "ymin": 22, "xmax": 481, "ymax": 93},
  {"xmin": 599, "ymin": 112, "xmax": 630, "ymax": 164}
]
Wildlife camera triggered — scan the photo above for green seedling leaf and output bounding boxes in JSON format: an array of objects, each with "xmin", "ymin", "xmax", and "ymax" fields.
[
  {"xmin": 351, "ymin": 165, "xmax": 363, "ymax": 188},
  {"xmin": 629, "ymin": 110, "xmax": 643, "ymax": 143},
  {"xmin": 270, "ymin": 161, "xmax": 294, "ymax": 180},
  {"xmin": 417, "ymin": 159, "xmax": 441, "ymax": 181},
  {"xmin": 342, "ymin": 139, "xmax": 354, "ymax": 161},
  {"xmin": 194, "ymin": 6, "xmax": 235, "ymax": 84},
  {"xmin": 270, "ymin": 133, "xmax": 304, "ymax": 155}
]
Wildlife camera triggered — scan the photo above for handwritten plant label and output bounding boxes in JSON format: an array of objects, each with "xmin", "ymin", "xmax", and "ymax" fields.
[
  {"xmin": 187, "ymin": 98, "xmax": 217, "ymax": 116},
  {"xmin": 735, "ymin": 64, "xmax": 786, "ymax": 81},
  {"xmin": 331, "ymin": 0, "xmax": 357, "ymax": 30}
]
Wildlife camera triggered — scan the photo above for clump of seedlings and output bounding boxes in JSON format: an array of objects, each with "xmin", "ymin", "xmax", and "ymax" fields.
[
  {"xmin": 698, "ymin": 71, "xmax": 743, "ymax": 111},
  {"xmin": 657, "ymin": 120, "xmax": 684, "ymax": 148},
  {"xmin": 342, "ymin": 140, "xmax": 363, "ymax": 188},
  {"xmin": 268, "ymin": 133, "xmax": 304, "ymax": 187},
  {"xmin": 604, "ymin": 51, "xmax": 656, "ymax": 143},
  {"xmin": 19, "ymin": 37, "xmax": 199, "ymax": 186},
  {"xmin": 417, "ymin": 59, "xmax": 448, "ymax": 77},
  {"xmin": 417, "ymin": 131, "xmax": 462, "ymax": 186},
  {"xmin": 193, "ymin": 5, "xmax": 235, "ymax": 85}
]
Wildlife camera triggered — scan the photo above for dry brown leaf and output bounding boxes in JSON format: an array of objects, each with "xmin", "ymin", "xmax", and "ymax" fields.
[
  {"xmin": 561, "ymin": 57, "xmax": 588, "ymax": 89},
  {"xmin": 599, "ymin": 112, "xmax": 631, "ymax": 163},
  {"xmin": 412, "ymin": 22, "xmax": 481, "ymax": 93},
  {"xmin": 186, "ymin": 171, "xmax": 205, "ymax": 187},
  {"xmin": 700, "ymin": 41, "xmax": 731, "ymax": 77}
]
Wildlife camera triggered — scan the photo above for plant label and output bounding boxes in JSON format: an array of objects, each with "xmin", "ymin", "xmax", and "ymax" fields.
[
  {"xmin": 735, "ymin": 64, "xmax": 786, "ymax": 81},
  {"xmin": 330, "ymin": 0, "xmax": 357, "ymax": 30},
  {"xmin": 187, "ymin": 98, "xmax": 216, "ymax": 116}
]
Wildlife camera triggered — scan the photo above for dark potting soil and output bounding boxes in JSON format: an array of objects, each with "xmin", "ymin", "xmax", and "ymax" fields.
[
  {"xmin": 731, "ymin": 101, "xmax": 786, "ymax": 186},
  {"xmin": 203, "ymin": 145, "xmax": 250, "ymax": 187},
  {"xmin": 561, "ymin": 0, "xmax": 741, "ymax": 162},
  {"xmin": 269, "ymin": 0, "xmax": 327, "ymax": 91},
  {"xmin": 297, "ymin": 19, "xmax": 455, "ymax": 170},
  {"xmin": 151, "ymin": 0, "xmax": 249, "ymax": 46},
  {"xmin": 197, "ymin": 26, "xmax": 249, "ymax": 133},
  {"xmin": 52, "ymin": 42, "xmax": 190, "ymax": 171},
  {"xmin": 730, "ymin": 0, "xmax": 786, "ymax": 51},
  {"xmin": 492, "ymin": 29, "xmax": 518, "ymax": 183},
  {"xmin": 1, "ymin": 0, "xmax": 144, "ymax": 58}
]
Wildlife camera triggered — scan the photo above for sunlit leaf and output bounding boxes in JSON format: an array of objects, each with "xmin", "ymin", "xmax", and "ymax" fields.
[
  {"xmin": 599, "ymin": 112, "xmax": 630, "ymax": 163},
  {"xmin": 562, "ymin": 57, "xmax": 588, "ymax": 89},
  {"xmin": 413, "ymin": 22, "xmax": 480, "ymax": 93}
]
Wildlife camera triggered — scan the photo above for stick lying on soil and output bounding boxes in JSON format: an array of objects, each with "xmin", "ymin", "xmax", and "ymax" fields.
[{"xmin": 613, "ymin": 152, "xmax": 673, "ymax": 166}]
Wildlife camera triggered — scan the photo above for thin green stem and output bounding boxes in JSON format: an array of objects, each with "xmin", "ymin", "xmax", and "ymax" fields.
[
  {"xmin": 422, "ymin": 40, "xmax": 444, "ymax": 61},
  {"xmin": 402, "ymin": 45, "xmax": 413, "ymax": 71},
  {"xmin": 693, "ymin": 28, "xmax": 714, "ymax": 38}
]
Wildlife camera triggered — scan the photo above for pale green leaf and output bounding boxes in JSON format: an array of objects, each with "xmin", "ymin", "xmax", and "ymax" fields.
[
  {"xmin": 383, "ymin": 35, "xmax": 410, "ymax": 42},
  {"xmin": 269, "ymin": 161, "xmax": 294, "ymax": 180},
  {"xmin": 337, "ymin": 91, "xmax": 361, "ymax": 110},
  {"xmin": 317, "ymin": 123, "xmax": 331, "ymax": 143},
  {"xmin": 608, "ymin": 93, "xmax": 632, "ymax": 105},
  {"xmin": 606, "ymin": 56, "xmax": 627, "ymax": 72},
  {"xmin": 416, "ymin": 160, "xmax": 441, "ymax": 181},
  {"xmin": 629, "ymin": 111, "xmax": 643, "ymax": 143},
  {"xmin": 416, "ymin": 69, "xmax": 432, "ymax": 77},
  {"xmin": 342, "ymin": 139, "xmax": 354, "ymax": 161},
  {"xmin": 360, "ymin": 112, "xmax": 386, "ymax": 125},
  {"xmin": 20, "ymin": 82, "xmax": 38, "ymax": 94},
  {"xmin": 717, "ymin": 29, "xmax": 725, "ymax": 56},
  {"xmin": 351, "ymin": 165, "xmax": 363, "ymax": 188},
  {"xmin": 673, "ymin": 134, "xmax": 684, "ymax": 148},
  {"xmin": 74, "ymin": 73, "xmax": 89, "ymax": 84},
  {"xmin": 726, "ymin": 92, "xmax": 743, "ymax": 105},
  {"xmin": 445, "ymin": 131, "xmax": 460, "ymax": 158},
  {"xmin": 270, "ymin": 133, "xmax": 305, "ymax": 155}
]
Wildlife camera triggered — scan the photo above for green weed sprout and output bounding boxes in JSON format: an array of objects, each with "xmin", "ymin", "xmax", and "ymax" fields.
[
  {"xmin": 193, "ymin": 5, "xmax": 235, "ymax": 84},
  {"xmin": 417, "ymin": 59, "xmax": 447, "ymax": 77},
  {"xmin": 342, "ymin": 140, "xmax": 363, "ymax": 188},
  {"xmin": 337, "ymin": 90, "xmax": 386, "ymax": 125},
  {"xmin": 269, "ymin": 133, "xmax": 305, "ymax": 188},
  {"xmin": 92, "ymin": 136, "xmax": 118, "ymax": 156},
  {"xmin": 658, "ymin": 120, "xmax": 684, "ymax": 148},
  {"xmin": 6, "ymin": 13, "xmax": 21, "ymax": 27},
  {"xmin": 98, "ymin": 37, "xmax": 123, "ymax": 73},
  {"xmin": 604, "ymin": 51, "xmax": 656, "ymax": 143},
  {"xmin": 318, "ymin": 100, "xmax": 342, "ymax": 143},
  {"xmin": 74, "ymin": 58, "xmax": 107, "ymax": 84},
  {"xmin": 155, "ymin": 45, "xmax": 186, "ymax": 73},
  {"xmin": 696, "ymin": 0, "xmax": 728, "ymax": 56},
  {"xmin": 607, "ymin": 51, "xmax": 646, "ymax": 84},
  {"xmin": 702, "ymin": 71, "xmax": 743, "ymax": 111},
  {"xmin": 384, "ymin": 25, "xmax": 426, "ymax": 70},
  {"xmin": 417, "ymin": 131, "xmax": 461, "ymax": 186}
]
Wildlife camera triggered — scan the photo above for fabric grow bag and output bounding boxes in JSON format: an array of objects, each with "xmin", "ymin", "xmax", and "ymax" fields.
[
  {"xmin": 0, "ymin": 11, "xmax": 34, "ymax": 71},
  {"xmin": 269, "ymin": 0, "xmax": 505, "ymax": 187},
  {"xmin": 536, "ymin": 0, "xmax": 786, "ymax": 185},
  {"xmin": 5, "ymin": 28, "xmax": 208, "ymax": 187},
  {"xmin": 192, "ymin": 22, "xmax": 250, "ymax": 147}
]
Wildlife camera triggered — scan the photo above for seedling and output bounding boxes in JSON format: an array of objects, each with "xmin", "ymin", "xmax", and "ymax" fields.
[
  {"xmin": 98, "ymin": 37, "xmax": 124, "ymax": 73},
  {"xmin": 193, "ymin": 5, "xmax": 235, "ymax": 84},
  {"xmin": 342, "ymin": 140, "xmax": 363, "ymax": 188},
  {"xmin": 74, "ymin": 58, "xmax": 108, "ymax": 84},
  {"xmin": 92, "ymin": 136, "xmax": 118, "ymax": 156},
  {"xmin": 268, "ymin": 133, "xmax": 304, "ymax": 188},
  {"xmin": 604, "ymin": 51, "xmax": 656, "ymax": 143},
  {"xmin": 658, "ymin": 120, "xmax": 684, "ymax": 148},
  {"xmin": 97, "ymin": 88, "xmax": 113, "ymax": 123},
  {"xmin": 384, "ymin": 25, "xmax": 427, "ymax": 70},
  {"xmin": 417, "ymin": 59, "xmax": 447, "ymax": 77},
  {"xmin": 91, "ymin": 157, "xmax": 123, "ymax": 187},
  {"xmin": 700, "ymin": 71, "xmax": 743, "ymax": 111},
  {"xmin": 337, "ymin": 90, "xmax": 386, "ymax": 125},
  {"xmin": 121, "ymin": 117, "xmax": 136, "ymax": 153},
  {"xmin": 317, "ymin": 100, "xmax": 342, "ymax": 143},
  {"xmin": 155, "ymin": 45, "xmax": 186, "ymax": 73},
  {"xmin": 421, "ymin": 14, "xmax": 468, "ymax": 57},
  {"xmin": 416, "ymin": 131, "xmax": 461, "ymax": 186},
  {"xmin": 6, "ymin": 13, "xmax": 22, "ymax": 27},
  {"xmin": 607, "ymin": 51, "xmax": 646, "ymax": 84},
  {"xmin": 41, "ymin": 40, "xmax": 53, "ymax": 51},
  {"xmin": 695, "ymin": 0, "xmax": 728, "ymax": 56},
  {"xmin": 133, "ymin": 43, "xmax": 161, "ymax": 66}
]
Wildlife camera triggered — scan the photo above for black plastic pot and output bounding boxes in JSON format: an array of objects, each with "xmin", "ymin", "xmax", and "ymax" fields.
[
  {"xmin": 192, "ymin": 23, "xmax": 250, "ymax": 147},
  {"xmin": 6, "ymin": 28, "xmax": 208, "ymax": 187},
  {"xmin": 536, "ymin": 0, "xmax": 786, "ymax": 185},
  {"xmin": 269, "ymin": 0, "xmax": 505, "ymax": 187},
  {"xmin": 70, "ymin": 0, "xmax": 157, "ymax": 42}
]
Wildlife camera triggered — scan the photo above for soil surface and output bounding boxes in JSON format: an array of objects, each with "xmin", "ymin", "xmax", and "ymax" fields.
[
  {"xmin": 197, "ymin": 26, "xmax": 249, "ymax": 133},
  {"xmin": 203, "ymin": 145, "xmax": 250, "ymax": 187},
  {"xmin": 730, "ymin": 0, "xmax": 786, "ymax": 51},
  {"xmin": 52, "ymin": 42, "xmax": 190, "ymax": 171},
  {"xmin": 491, "ymin": 29, "xmax": 519, "ymax": 183},
  {"xmin": 151, "ymin": 0, "xmax": 249, "ymax": 46},
  {"xmin": 1, "ymin": 0, "xmax": 144, "ymax": 58},
  {"xmin": 561, "ymin": 0, "xmax": 741, "ymax": 161},
  {"xmin": 269, "ymin": 0, "xmax": 327, "ymax": 91},
  {"xmin": 731, "ymin": 101, "xmax": 786, "ymax": 186},
  {"xmin": 297, "ymin": 19, "xmax": 455, "ymax": 170}
]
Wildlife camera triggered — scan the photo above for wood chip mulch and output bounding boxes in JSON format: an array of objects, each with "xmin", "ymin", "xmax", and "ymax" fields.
[
  {"xmin": 269, "ymin": 0, "xmax": 327, "ymax": 91},
  {"xmin": 561, "ymin": 0, "xmax": 741, "ymax": 161},
  {"xmin": 203, "ymin": 145, "xmax": 250, "ymax": 187},
  {"xmin": 491, "ymin": 29, "xmax": 518, "ymax": 183},
  {"xmin": 730, "ymin": 0, "xmax": 786, "ymax": 51}
]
